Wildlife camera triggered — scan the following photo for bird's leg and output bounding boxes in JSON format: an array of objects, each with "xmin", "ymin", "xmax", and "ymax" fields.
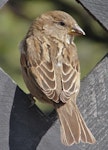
[{"xmin": 27, "ymin": 93, "xmax": 36, "ymax": 107}]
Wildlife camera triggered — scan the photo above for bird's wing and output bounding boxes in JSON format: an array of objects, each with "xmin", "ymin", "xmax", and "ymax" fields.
[
  {"xmin": 60, "ymin": 45, "xmax": 80, "ymax": 103},
  {"xmin": 20, "ymin": 35, "xmax": 59, "ymax": 102}
]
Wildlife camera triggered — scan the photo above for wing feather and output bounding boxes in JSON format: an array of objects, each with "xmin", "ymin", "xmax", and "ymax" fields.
[
  {"xmin": 21, "ymin": 35, "xmax": 80, "ymax": 104},
  {"xmin": 21, "ymin": 36, "xmax": 59, "ymax": 102},
  {"xmin": 60, "ymin": 46, "xmax": 80, "ymax": 103}
]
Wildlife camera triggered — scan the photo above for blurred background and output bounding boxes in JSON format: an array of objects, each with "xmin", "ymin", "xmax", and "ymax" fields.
[{"xmin": 0, "ymin": 0, "xmax": 108, "ymax": 112}]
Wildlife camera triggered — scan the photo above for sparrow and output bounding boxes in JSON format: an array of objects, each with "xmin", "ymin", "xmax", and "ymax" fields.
[{"xmin": 20, "ymin": 10, "xmax": 96, "ymax": 146}]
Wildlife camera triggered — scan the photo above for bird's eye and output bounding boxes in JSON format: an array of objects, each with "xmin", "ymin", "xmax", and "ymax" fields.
[{"xmin": 59, "ymin": 21, "xmax": 65, "ymax": 26}]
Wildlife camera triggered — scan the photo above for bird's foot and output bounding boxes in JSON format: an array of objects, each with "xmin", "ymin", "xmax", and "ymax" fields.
[{"xmin": 27, "ymin": 94, "xmax": 36, "ymax": 108}]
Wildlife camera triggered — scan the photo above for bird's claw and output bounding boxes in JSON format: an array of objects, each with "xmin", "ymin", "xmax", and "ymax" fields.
[{"xmin": 27, "ymin": 94, "xmax": 36, "ymax": 108}]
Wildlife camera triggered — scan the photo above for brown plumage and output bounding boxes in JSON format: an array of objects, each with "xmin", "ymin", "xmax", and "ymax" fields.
[{"xmin": 20, "ymin": 10, "xmax": 96, "ymax": 146}]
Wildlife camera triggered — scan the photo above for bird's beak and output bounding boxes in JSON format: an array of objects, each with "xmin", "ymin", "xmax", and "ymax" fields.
[{"xmin": 69, "ymin": 24, "xmax": 85, "ymax": 36}]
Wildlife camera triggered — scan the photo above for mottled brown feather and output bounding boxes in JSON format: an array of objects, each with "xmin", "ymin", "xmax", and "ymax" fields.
[{"xmin": 20, "ymin": 10, "xmax": 96, "ymax": 146}]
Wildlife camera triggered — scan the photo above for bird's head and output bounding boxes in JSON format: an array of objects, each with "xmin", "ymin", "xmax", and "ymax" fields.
[{"xmin": 32, "ymin": 10, "xmax": 85, "ymax": 44}]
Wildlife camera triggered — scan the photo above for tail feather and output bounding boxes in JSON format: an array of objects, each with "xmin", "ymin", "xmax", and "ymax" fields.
[
  {"xmin": 60, "ymin": 113, "xmax": 75, "ymax": 145},
  {"xmin": 59, "ymin": 106, "xmax": 80, "ymax": 145},
  {"xmin": 76, "ymin": 107, "xmax": 96, "ymax": 143},
  {"xmin": 56, "ymin": 101, "xmax": 96, "ymax": 146}
]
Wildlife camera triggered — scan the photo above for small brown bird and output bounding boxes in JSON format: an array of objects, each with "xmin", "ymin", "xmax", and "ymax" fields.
[{"xmin": 20, "ymin": 10, "xmax": 96, "ymax": 146}]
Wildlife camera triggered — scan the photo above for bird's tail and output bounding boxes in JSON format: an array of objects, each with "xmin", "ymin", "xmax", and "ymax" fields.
[{"xmin": 56, "ymin": 100, "xmax": 96, "ymax": 146}]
